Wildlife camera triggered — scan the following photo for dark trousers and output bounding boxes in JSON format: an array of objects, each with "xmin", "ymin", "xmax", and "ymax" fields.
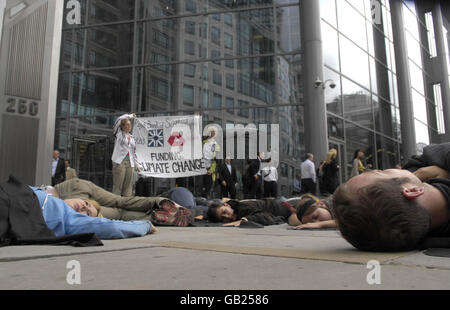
[
  {"xmin": 300, "ymin": 178, "xmax": 316, "ymax": 195},
  {"xmin": 202, "ymin": 173, "xmax": 213, "ymax": 199},
  {"xmin": 247, "ymin": 176, "xmax": 263, "ymax": 199},
  {"xmin": 221, "ymin": 183, "xmax": 237, "ymax": 199},
  {"xmin": 264, "ymin": 181, "xmax": 278, "ymax": 198}
]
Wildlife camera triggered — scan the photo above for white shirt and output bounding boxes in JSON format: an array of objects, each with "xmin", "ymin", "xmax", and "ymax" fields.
[
  {"xmin": 111, "ymin": 130, "xmax": 139, "ymax": 168},
  {"xmin": 51, "ymin": 158, "xmax": 58, "ymax": 177},
  {"xmin": 203, "ymin": 138, "xmax": 219, "ymax": 168},
  {"xmin": 262, "ymin": 166, "xmax": 278, "ymax": 182},
  {"xmin": 301, "ymin": 159, "xmax": 316, "ymax": 183},
  {"xmin": 226, "ymin": 163, "xmax": 232, "ymax": 175}
]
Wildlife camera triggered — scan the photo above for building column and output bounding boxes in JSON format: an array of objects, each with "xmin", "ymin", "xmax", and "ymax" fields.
[
  {"xmin": 0, "ymin": 0, "xmax": 64, "ymax": 185},
  {"xmin": 431, "ymin": 2, "xmax": 450, "ymax": 142},
  {"xmin": 299, "ymin": 0, "xmax": 328, "ymax": 164},
  {"xmin": 389, "ymin": 0, "xmax": 417, "ymax": 159}
]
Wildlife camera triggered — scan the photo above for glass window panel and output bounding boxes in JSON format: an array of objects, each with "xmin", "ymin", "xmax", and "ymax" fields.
[
  {"xmin": 86, "ymin": 23, "xmax": 134, "ymax": 68},
  {"xmin": 327, "ymin": 115, "xmax": 344, "ymax": 139},
  {"xmin": 412, "ymin": 89, "xmax": 428, "ymax": 125},
  {"xmin": 337, "ymin": 0, "xmax": 367, "ymax": 50},
  {"xmin": 376, "ymin": 135, "xmax": 399, "ymax": 169},
  {"xmin": 324, "ymin": 67, "xmax": 342, "ymax": 116},
  {"xmin": 320, "ymin": 0, "xmax": 337, "ymax": 26},
  {"xmin": 339, "ymin": 35, "xmax": 370, "ymax": 89},
  {"xmin": 184, "ymin": 64, "xmax": 196, "ymax": 78},
  {"xmin": 277, "ymin": 5, "xmax": 301, "ymax": 53},
  {"xmin": 342, "ymin": 77, "xmax": 373, "ymax": 129},
  {"xmin": 321, "ymin": 21, "xmax": 339, "ymax": 70},
  {"xmin": 415, "ymin": 120, "xmax": 430, "ymax": 145},
  {"xmin": 70, "ymin": 68, "xmax": 132, "ymax": 116},
  {"xmin": 88, "ymin": 0, "xmax": 134, "ymax": 25},
  {"xmin": 373, "ymin": 95, "xmax": 394, "ymax": 137},
  {"xmin": 345, "ymin": 123, "xmax": 376, "ymax": 177},
  {"xmin": 409, "ymin": 61, "xmax": 425, "ymax": 95},
  {"xmin": 183, "ymin": 85, "xmax": 194, "ymax": 106}
]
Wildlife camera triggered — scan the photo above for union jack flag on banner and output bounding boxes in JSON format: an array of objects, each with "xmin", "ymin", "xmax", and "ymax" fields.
[{"xmin": 148, "ymin": 129, "xmax": 164, "ymax": 147}]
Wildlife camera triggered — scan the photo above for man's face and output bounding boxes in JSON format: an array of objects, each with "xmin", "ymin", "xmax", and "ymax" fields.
[
  {"xmin": 346, "ymin": 169, "xmax": 422, "ymax": 192},
  {"xmin": 65, "ymin": 160, "xmax": 69, "ymax": 168},
  {"xmin": 216, "ymin": 203, "xmax": 236, "ymax": 222},
  {"xmin": 225, "ymin": 157, "xmax": 231, "ymax": 164},
  {"xmin": 64, "ymin": 199, "xmax": 98, "ymax": 217},
  {"xmin": 53, "ymin": 150, "xmax": 59, "ymax": 160}
]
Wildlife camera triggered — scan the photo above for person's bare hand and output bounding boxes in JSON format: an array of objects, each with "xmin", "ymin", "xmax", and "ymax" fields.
[
  {"xmin": 414, "ymin": 165, "xmax": 449, "ymax": 181},
  {"xmin": 223, "ymin": 218, "xmax": 247, "ymax": 227},
  {"xmin": 149, "ymin": 226, "xmax": 158, "ymax": 234},
  {"xmin": 294, "ymin": 222, "xmax": 324, "ymax": 230},
  {"xmin": 194, "ymin": 215, "xmax": 204, "ymax": 220}
]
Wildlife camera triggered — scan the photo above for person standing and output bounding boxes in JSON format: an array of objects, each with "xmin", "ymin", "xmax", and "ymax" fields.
[
  {"xmin": 300, "ymin": 153, "xmax": 316, "ymax": 195},
  {"xmin": 65, "ymin": 160, "xmax": 78, "ymax": 180},
  {"xmin": 321, "ymin": 148, "xmax": 340, "ymax": 195},
  {"xmin": 218, "ymin": 157, "xmax": 238, "ymax": 199},
  {"xmin": 350, "ymin": 149, "xmax": 372, "ymax": 178},
  {"xmin": 245, "ymin": 152, "xmax": 271, "ymax": 199},
  {"xmin": 51, "ymin": 149, "xmax": 66, "ymax": 186},
  {"xmin": 262, "ymin": 164, "xmax": 278, "ymax": 198},
  {"xmin": 202, "ymin": 126, "xmax": 220, "ymax": 199},
  {"xmin": 111, "ymin": 113, "xmax": 141, "ymax": 197}
]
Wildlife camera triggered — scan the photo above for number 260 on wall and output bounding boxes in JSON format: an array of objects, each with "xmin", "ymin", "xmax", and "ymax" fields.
[{"xmin": 6, "ymin": 97, "xmax": 39, "ymax": 116}]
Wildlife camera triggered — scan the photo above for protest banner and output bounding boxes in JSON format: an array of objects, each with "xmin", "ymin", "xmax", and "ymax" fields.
[{"xmin": 133, "ymin": 115, "xmax": 206, "ymax": 178}]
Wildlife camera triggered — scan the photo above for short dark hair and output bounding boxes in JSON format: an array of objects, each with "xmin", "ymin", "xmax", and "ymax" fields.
[
  {"xmin": 333, "ymin": 178, "xmax": 430, "ymax": 252},
  {"xmin": 206, "ymin": 200, "xmax": 225, "ymax": 222}
]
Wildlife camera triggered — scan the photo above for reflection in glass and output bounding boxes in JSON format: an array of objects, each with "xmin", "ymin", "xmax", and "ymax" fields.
[
  {"xmin": 345, "ymin": 122, "xmax": 375, "ymax": 178},
  {"xmin": 321, "ymin": 21, "xmax": 339, "ymax": 70},
  {"xmin": 339, "ymin": 35, "xmax": 370, "ymax": 89},
  {"xmin": 342, "ymin": 78, "xmax": 373, "ymax": 129}
]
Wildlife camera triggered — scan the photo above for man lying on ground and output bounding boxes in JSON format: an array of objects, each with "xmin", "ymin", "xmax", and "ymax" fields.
[
  {"xmin": 332, "ymin": 142, "xmax": 450, "ymax": 252},
  {"xmin": 32, "ymin": 185, "xmax": 157, "ymax": 239},
  {"xmin": 206, "ymin": 198, "xmax": 301, "ymax": 227}
]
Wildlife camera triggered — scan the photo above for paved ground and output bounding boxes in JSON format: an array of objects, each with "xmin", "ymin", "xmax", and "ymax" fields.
[{"xmin": 1, "ymin": 224, "xmax": 450, "ymax": 290}]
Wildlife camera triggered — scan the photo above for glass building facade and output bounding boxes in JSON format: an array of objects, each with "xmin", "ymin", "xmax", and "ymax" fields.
[{"xmin": 53, "ymin": 0, "xmax": 450, "ymax": 195}]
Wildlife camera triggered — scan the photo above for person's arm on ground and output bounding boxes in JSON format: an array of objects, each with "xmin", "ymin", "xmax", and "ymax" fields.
[
  {"xmin": 223, "ymin": 217, "xmax": 248, "ymax": 227},
  {"xmin": 413, "ymin": 165, "xmax": 450, "ymax": 181},
  {"xmin": 294, "ymin": 220, "xmax": 337, "ymax": 230}
]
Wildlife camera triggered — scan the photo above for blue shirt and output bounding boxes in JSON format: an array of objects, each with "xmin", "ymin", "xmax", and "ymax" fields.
[{"xmin": 31, "ymin": 187, "xmax": 151, "ymax": 239}]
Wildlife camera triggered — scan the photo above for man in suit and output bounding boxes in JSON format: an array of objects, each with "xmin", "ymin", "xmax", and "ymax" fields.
[
  {"xmin": 52, "ymin": 149, "xmax": 66, "ymax": 186},
  {"xmin": 218, "ymin": 157, "xmax": 238, "ymax": 199},
  {"xmin": 245, "ymin": 152, "xmax": 271, "ymax": 199}
]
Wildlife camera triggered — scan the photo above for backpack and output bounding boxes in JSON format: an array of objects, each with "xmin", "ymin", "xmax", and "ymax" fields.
[{"xmin": 150, "ymin": 199, "xmax": 193, "ymax": 227}]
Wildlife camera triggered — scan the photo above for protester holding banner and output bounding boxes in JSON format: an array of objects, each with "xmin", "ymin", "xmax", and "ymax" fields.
[
  {"xmin": 202, "ymin": 126, "xmax": 220, "ymax": 199},
  {"xmin": 112, "ymin": 113, "xmax": 141, "ymax": 197}
]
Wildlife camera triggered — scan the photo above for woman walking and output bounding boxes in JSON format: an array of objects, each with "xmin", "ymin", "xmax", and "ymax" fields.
[
  {"xmin": 111, "ymin": 113, "xmax": 141, "ymax": 196},
  {"xmin": 350, "ymin": 149, "xmax": 371, "ymax": 178},
  {"xmin": 321, "ymin": 148, "xmax": 339, "ymax": 195}
]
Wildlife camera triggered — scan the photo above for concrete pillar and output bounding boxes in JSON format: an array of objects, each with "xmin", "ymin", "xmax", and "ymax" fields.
[
  {"xmin": 389, "ymin": 0, "xmax": 417, "ymax": 159},
  {"xmin": 299, "ymin": 0, "xmax": 328, "ymax": 164},
  {"xmin": 0, "ymin": 0, "xmax": 64, "ymax": 185}
]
